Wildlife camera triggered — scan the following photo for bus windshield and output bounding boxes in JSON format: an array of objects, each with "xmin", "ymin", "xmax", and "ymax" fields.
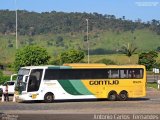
[{"xmin": 16, "ymin": 69, "xmax": 30, "ymax": 92}]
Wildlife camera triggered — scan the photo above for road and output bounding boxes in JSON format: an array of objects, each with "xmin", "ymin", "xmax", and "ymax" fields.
[
  {"xmin": 0, "ymin": 75, "xmax": 159, "ymax": 120},
  {"xmin": 0, "ymin": 88, "xmax": 160, "ymax": 120}
]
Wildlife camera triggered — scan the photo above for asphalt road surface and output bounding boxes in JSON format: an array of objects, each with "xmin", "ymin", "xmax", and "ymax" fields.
[{"xmin": 0, "ymin": 88, "xmax": 160, "ymax": 120}]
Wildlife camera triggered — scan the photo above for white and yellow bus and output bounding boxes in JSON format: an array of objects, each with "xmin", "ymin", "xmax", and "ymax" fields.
[{"xmin": 15, "ymin": 64, "xmax": 146, "ymax": 102}]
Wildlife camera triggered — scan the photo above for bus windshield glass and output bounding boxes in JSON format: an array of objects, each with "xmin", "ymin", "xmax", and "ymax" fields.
[{"xmin": 16, "ymin": 69, "xmax": 30, "ymax": 92}]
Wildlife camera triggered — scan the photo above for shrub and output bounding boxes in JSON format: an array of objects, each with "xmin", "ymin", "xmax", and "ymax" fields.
[
  {"xmin": 95, "ymin": 59, "xmax": 116, "ymax": 65},
  {"xmin": 14, "ymin": 45, "xmax": 50, "ymax": 71},
  {"xmin": 0, "ymin": 71, "xmax": 10, "ymax": 85}
]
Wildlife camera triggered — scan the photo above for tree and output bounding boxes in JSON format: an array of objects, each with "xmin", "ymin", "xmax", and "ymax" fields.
[
  {"xmin": 0, "ymin": 70, "xmax": 10, "ymax": 84},
  {"xmin": 95, "ymin": 58, "xmax": 116, "ymax": 65},
  {"xmin": 60, "ymin": 49, "xmax": 85, "ymax": 64},
  {"xmin": 27, "ymin": 38, "xmax": 34, "ymax": 45},
  {"xmin": 0, "ymin": 10, "xmax": 150, "ymax": 35},
  {"xmin": 83, "ymin": 35, "xmax": 87, "ymax": 41},
  {"xmin": 138, "ymin": 51, "xmax": 158, "ymax": 71},
  {"xmin": 14, "ymin": 46, "xmax": 50, "ymax": 71},
  {"xmin": 56, "ymin": 36, "xmax": 63, "ymax": 42},
  {"xmin": 121, "ymin": 43, "xmax": 137, "ymax": 63},
  {"xmin": 156, "ymin": 46, "xmax": 160, "ymax": 52}
]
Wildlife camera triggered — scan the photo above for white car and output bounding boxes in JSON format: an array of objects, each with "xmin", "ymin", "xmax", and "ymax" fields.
[{"xmin": 0, "ymin": 81, "xmax": 15, "ymax": 95}]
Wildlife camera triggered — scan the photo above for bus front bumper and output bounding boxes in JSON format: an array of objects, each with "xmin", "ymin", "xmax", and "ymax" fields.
[{"xmin": 15, "ymin": 93, "xmax": 42, "ymax": 101}]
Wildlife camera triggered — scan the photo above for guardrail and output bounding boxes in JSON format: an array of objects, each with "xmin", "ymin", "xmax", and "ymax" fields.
[{"xmin": 147, "ymin": 75, "xmax": 160, "ymax": 83}]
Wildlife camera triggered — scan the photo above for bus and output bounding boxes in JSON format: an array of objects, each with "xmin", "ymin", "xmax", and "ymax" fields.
[{"xmin": 15, "ymin": 64, "xmax": 146, "ymax": 103}]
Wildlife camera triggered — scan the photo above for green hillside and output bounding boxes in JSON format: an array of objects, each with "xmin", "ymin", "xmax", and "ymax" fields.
[
  {"xmin": 0, "ymin": 10, "xmax": 160, "ymax": 65},
  {"xmin": 0, "ymin": 29, "xmax": 160, "ymax": 65}
]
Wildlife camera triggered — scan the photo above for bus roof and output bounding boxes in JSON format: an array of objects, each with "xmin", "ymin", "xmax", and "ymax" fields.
[
  {"xmin": 64, "ymin": 64, "xmax": 145, "ymax": 69},
  {"xmin": 20, "ymin": 65, "xmax": 57, "ymax": 69},
  {"xmin": 105, "ymin": 65, "xmax": 146, "ymax": 69},
  {"xmin": 63, "ymin": 63, "xmax": 107, "ymax": 68},
  {"xmin": 20, "ymin": 64, "xmax": 146, "ymax": 69}
]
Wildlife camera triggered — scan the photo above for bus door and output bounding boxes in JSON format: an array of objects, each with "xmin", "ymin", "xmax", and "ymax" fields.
[{"xmin": 27, "ymin": 69, "xmax": 43, "ymax": 92}]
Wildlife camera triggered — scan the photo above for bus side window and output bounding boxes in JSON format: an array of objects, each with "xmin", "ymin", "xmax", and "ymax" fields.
[
  {"xmin": 108, "ymin": 70, "xmax": 111, "ymax": 78},
  {"xmin": 128, "ymin": 69, "xmax": 143, "ymax": 79},
  {"xmin": 135, "ymin": 69, "xmax": 143, "ymax": 78},
  {"xmin": 129, "ymin": 70, "xmax": 136, "ymax": 78},
  {"xmin": 120, "ymin": 69, "xmax": 128, "ymax": 78},
  {"xmin": 110, "ymin": 69, "xmax": 119, "ymax": 78},
  {"xmin": 129, "ymin": 69, "xmax": 138, "ymax": 78}
]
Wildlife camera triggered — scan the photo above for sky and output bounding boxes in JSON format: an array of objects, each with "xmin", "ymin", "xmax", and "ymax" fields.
[{"xmin": 0, "ymin": 0, "xmax": 160, "ymax": 22}]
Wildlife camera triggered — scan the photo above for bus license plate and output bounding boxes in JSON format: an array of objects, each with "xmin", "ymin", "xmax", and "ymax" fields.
[{"xmin": 32, "ymin": 94, "xmax": 37, "ymax": 99}]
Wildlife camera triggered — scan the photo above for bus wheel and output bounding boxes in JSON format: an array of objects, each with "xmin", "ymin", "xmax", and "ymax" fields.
[
  {"xmin": 119, "ymin": 91, "xmax": 128, "ymax": 101},
  {"xmin": 44, "ymin": 93, "xmax": 54, "ymax": 103},
  {"xmin": 108, "ymin": 91, "xmax": 117, "ymax": 101}
]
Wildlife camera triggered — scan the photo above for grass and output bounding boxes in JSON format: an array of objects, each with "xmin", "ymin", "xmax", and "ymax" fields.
[
  {"xmin": 147, "ymin": 82, "xmax": 158, "ymax": 89},
  {"xmin": 83, "ymin": 54, "xmax": 138, "ymax": 64}
]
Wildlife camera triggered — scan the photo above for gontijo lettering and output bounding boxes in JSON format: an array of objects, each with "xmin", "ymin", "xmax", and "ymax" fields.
[{"xmin": 89, "ymin": 80, "xmax": 119, "ymax": 85}]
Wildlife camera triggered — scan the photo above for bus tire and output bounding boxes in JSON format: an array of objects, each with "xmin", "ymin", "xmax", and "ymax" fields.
[
  {"xmin": 108, "ymin": 91, "xmax": 117, "ymax": 101},
  {"xmin": 44, "ymin": 93, "xmax": 54, "ymax": 103},
  {"xmin": 119, "ymin": 91, "xmax": 128, "ymax": 101}
]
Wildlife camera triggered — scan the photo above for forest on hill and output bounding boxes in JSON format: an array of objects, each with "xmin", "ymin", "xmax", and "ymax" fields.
[
  {"xmin": 0, "ymin": 10, "xmax": 160, "ymax": 35},
  {"xmin": 0, "ymin": 10, "xmax": 160, "ymax": 65}
]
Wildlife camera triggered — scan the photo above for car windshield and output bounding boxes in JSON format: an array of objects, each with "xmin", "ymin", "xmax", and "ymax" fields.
[{"xmin": 4, "ymin": 82, "xmax": 14, "ymax": 86}]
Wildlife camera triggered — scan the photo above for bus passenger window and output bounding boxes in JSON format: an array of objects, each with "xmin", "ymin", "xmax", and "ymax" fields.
[
  {"xmin": 128, "ymin": 70, "xmax": 136, "ymax": 78},
  {"xmin": 135, "ymin": 69, "xmax": 143, "ymax": 78},
  {"xmin": 120, "ymin": 70, "xmax": 128, "ymax": 78},
  {"xmin": 110, "ymin": 69, "xmax": 119, "ymax": 78}
]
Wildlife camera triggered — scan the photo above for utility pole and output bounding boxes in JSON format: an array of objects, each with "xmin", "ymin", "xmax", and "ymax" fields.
[
  {"xmin": 86, "ymin": 19, "xmax": 89, "ymax": 64},
  {"xmin": 15, "ymin": 0, "xmax": 18, "ymax": 49}
]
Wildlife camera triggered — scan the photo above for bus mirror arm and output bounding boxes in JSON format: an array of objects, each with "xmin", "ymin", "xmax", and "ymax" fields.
[
  {"xmin": 23, "ymin": 75, "xmax": 29, "ymax": 82},
  {"xmin": 10, "ymin": 74, "xmax": 17, "ymax": 81}
]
